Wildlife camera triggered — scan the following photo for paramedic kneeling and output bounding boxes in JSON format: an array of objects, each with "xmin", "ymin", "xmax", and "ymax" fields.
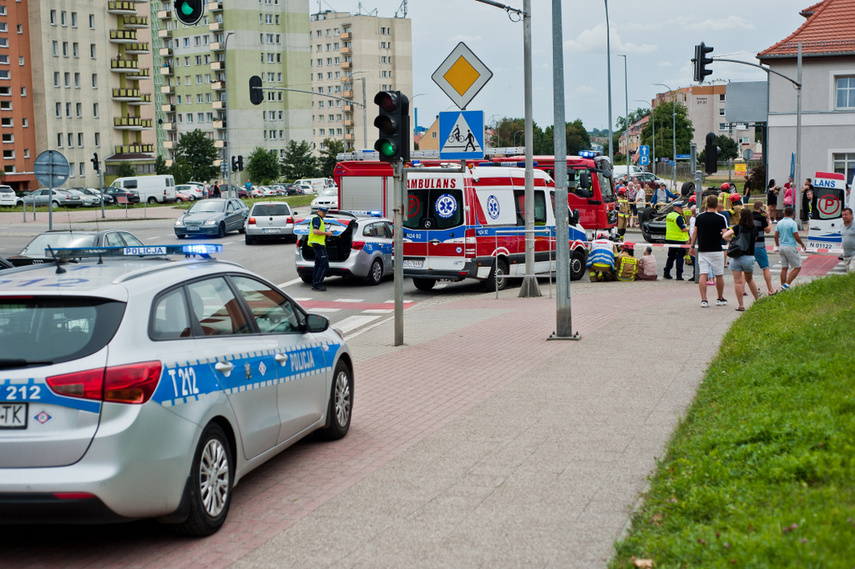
[
  {"xmin": 587, "ymin": 233, "xmax": 617, "ymax": 282},
  {"xmin": 308, "ymin": 206, "xmax": 334, "ymax": 291}
]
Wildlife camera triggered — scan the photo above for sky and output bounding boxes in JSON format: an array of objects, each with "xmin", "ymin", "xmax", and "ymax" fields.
[{"xmin": 314, "ymin": 0, "xmax": 811, "ymax": 132}]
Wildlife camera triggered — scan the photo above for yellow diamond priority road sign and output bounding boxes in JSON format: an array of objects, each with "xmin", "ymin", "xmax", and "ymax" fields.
[{"xmin": 432, "ymin": 42, "xmax": 493, "ymax": 110}]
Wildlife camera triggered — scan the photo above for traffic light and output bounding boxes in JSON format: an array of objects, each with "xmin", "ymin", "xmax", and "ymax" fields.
[
  {"xmin": 249, "ymin": 75, "xmax": 263, "ymax": 106},
  {"xmin": 91, "ymin": 153, "xmax": 100, "ymax": 173},
  {"xmin": 231, "ymin": 156, "xmax": 238, "ymax": 172},
  {"xmin": 237, "ymin": 155, "xmax": 244, "ymax": 171},
  {"xmin": 174, "ymin": 0, "xmax": 204, "ymax": 26},
  {"xmin": 231, "ymin": 156, "xmax": 244, "ymax": 172},
  {"xmin": 692, "ymin": 42, "xmax": 714, "ymax": 83},
  {"xmin": 704, "ymin": 132, "xmax": 718, "ymax": 174},
  {"xmin": 373, "ymin": 91, "xmax": 409, "ymax": 163}
]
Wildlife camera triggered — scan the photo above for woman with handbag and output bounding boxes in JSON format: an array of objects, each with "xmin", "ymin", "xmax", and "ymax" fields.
[{"xmin": 723, "ymin": 209, "xmax": 760, "ymax": 311}]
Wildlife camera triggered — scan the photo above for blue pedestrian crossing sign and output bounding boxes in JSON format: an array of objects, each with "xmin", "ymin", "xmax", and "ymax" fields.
[
  {"xmin": 439, "ymin": 110, "xmax": 484, "ymax": 160},
  {"xmin": 638, "ymin": 145, "xmax": 650, "ymax": 166}
]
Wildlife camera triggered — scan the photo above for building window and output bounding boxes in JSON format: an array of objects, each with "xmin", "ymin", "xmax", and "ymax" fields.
[
  {"xmin": 55, "ymin": 102, "xmax": 62, "ymax": 118},
  {"xmin": 90, "ymin": 44, "xmax": 96, "ymax": 58},
  {"xmin": 78, "ymin": 133, "xmax": 84, "ymax": 147},
  {"xmin": 89, "ymin": 14, "xmax": 95, "ymax": 29},
  {"xmin": 61, "ymin": 11, "xmax": 67, "ymax": 26},
  {"xmin": 91, "ymin": 74, "xmax": 97, "ymax": 88},
  {"xmin": 76, "ymin": 102, "xmax": 82, "ymax": 117},
  {"xmin": 79, "ymin": 162, "xmax": 85, "ymax": 177},
  {"xmin": 71, "ymin": 12, "xmax": 78, "ymax": 28},
  {"xmin": 93, "ymin": 103, "xmax": 99, "ymax": 117},
  {"xmin": 2, "ymin": 133, "xmax": 13, "ymax": 143},
  {"xmin": 719, "ymin": 122, "xmax": 730, "ymax": 131},
  {"xmin": 50, "ymin": 10, "xmax": 57, "ymax": 25},
  {"xmin": 836, "ymin": 76, "xmax": 855, "ymax": 109},
  {"xmin": 73, "ymin": 43, "xmax": 79, "ymax": 58},
  {"xmin": 719, "ymin": 108, "xmax": 726, "ymax": 116},
  {"xmin": 833, "ymin": 152, "xmax": 855, "ymax": 187},
  {"xmin": 57, "ymin": 133, "xmax": 63, "ymax": 147},
  {"xmin": 0, "ymin": 101, "xmax": 10, "ymax": 110},
  {"xmin": 74, "ymin": 73, "xmax": 80, "ymax": 88},
  {"xmin": 54, "ymin": 72, "xmax": 60, "ymax": 87},
  {"xmin": 94, "ymin": 132, "xmax": 100, "ymax": 147},
  {"xmin": 3, "ymin": 150, "xmax": 14, "ymax": 159}
]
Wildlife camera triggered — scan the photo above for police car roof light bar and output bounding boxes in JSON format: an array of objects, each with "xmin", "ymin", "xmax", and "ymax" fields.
[{"xmin": 48, "ymin": 244, "xmax": 224, "ymax": 260}]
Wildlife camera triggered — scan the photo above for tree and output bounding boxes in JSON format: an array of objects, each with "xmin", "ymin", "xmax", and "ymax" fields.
[
  {"xmin": 246, "ymin": 147, "xmax": 279, "ymax": 185},
  {"xmin": 280, "ymin": 140, "xmax": 319, "ymax": 181},
  {"xmin": 638, "ymin": 102, "xmax": 695, "ymax": 161},
  {"xmin": 491, "ymin": 117, "xmax": 525, "ymax": 148},
  {"xmin": 154, "ymin": 155, "xmax": 169, "ymax": 175},
  {"xmin": 542, "ymin": 120, "xmax": 592, "ymax": 156},
  {"xmin": 319, "ymin": 138, "xmax": 345, "ymax": 177},
  {"xmin": 174, "ymin": 129, "xmax": 219, "ymax": 182},
  {"xmin": 114, "ymin": 161, "xmax": 135, "ymax": 178},
  {"xmin": 170, "ymin": 157, "xmax": 193, "ymax": 185}
]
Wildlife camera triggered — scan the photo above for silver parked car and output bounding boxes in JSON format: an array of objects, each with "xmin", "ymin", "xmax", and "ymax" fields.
[
  {"xmin": 15, "ymin": 230, "xmax": 145, "ymax": 260},
  {"xmin": 310, "ymin": 187, "xmax": 339, "ymax": 213},
  {"xmin": 295, "ymin": 212, "xmax": 394, "ymax": 285},
  {"xmin": 244, "ymin": 201, "xmax": 297, "ymax": 244},
  {"xmin": 0, "ymin": 244, "xmax": 353, "ymax": 535},
  {"xmin": 22, "ymin": 189, "xmax": 75, "ymax": 208},
  {"xmin": 174, "ymin": 197, "xmax": 249, "ymax": 238}
]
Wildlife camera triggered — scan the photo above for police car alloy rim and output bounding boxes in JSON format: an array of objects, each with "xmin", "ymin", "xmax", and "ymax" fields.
[
  {"xmin": 334, "ymin": 369, "xmax": 352, "ymax": 427},
  {"xmin": 199, "ymin": 437, "xmax": 230, "ymax": 518}
]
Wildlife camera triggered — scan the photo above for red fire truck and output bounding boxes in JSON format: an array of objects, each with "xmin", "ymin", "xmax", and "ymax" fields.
[{"xmin": 333, "ymin": 160, "xmax": 588, "ymax": 291}]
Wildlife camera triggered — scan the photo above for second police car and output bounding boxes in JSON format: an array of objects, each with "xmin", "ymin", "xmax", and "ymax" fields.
[{"xmin": 0, "ymin": 244, "xmax": 353, "ymax": 536}]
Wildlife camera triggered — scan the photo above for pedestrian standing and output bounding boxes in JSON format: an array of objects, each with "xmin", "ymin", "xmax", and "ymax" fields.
[
  {"xmin": 662, "ymin": 201, "xmax": 689, "ymax": 280},
  {"xmin": 626, "ymin": 183, "xmax": 638, "ymax": 227},
  {"xmin": 774, "ymin": 206, "xmax": 806, "ymax": 290},
  {"xmin": 841, "ymin": 207, "xmax": 854, "ymax": 273},
  {"xmin": 689, "ymin": 195, "xmax": 728, "ymax": 307},
  {"xmin": 685, "ymin": 205, "xmax": 697, "ymax": 281},
  {"xmin": 752, "ymin": 200, "xmax": 777, "ymax": 295},
  {"xmin": 634, "ymin": 182, "xmax": 646, "ymax": 226},
  {"xmin": 801, "ymin": 182, "xmax": 816, "ymax": 222},
  {"xmin": 743, "ymin": 175, "xmax": 751, "ymax": 202},
  {"xmin": 767, "ymin": 179, "xmax": 781, "ymax": 221},
  {"xmin": 212, "ymin": 182, "xmax": 221, "ymax": 199},
  {"xmin": 308, "ymin": 206, "xmax": 334, "ymax": 291},
  {"xmin": 723, "ymin": 207, "xmax": 760, "ymax": 311},
  {"xmin": 202, "ymin": 185, "xmax": 209, "ymax": 199}
]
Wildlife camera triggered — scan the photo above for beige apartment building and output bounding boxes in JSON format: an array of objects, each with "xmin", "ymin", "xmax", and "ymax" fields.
[
  {"xmin": 28, "ymin": 1, "xmax": 156, "ymax": 186},
  {"xmin": 309, "ymin": 10, "xmax": 412, "ymax": 154}
]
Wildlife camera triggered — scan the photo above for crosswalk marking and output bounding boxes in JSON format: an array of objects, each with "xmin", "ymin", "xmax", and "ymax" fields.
[
  {"xmin": 362, "ymin": 308, "xmax": 393, "ymax": 314},
  {"xmin": 334, "ymin": 298, "xmax": 364, "ymax": 303},
  {"xmin": 334, "ymin": 315, "xmax": 382, "ymax": 335}
]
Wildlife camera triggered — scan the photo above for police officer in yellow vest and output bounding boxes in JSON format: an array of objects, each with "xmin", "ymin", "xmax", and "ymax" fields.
[
  {"xmin": 663, "ymin": 200, "xmax": 689, "ymax": 280},
  {"xmin": 308, "ymin": 206, "xmax": 334, "ymax": 291},
  {"xmin": 616, "ymin": 242, "xmax": 639, "ymax": 281}
]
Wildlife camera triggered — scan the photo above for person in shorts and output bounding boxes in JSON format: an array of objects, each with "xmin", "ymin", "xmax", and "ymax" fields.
[
  {"xmin": 774, "ymin": 206, "xmax": 805, "ymax": 290},
  {"xmin": 723, "ymin": 206, "xmax": 760, "ymax": 311},
  {"xmin": 752, "ymin": 200, "xmax": 776, "ymax": 295},
  {"xmin": 688, "ymin": 195, "xmax": 728, "ymax": 307}
]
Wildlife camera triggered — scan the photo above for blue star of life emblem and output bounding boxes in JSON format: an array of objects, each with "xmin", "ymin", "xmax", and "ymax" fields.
[
  {"xmin": 436, "ymin": 193, "xmax": 457, "ymax": 219},
  {"xmin": 487, "ymin": 195, "xmax": 500, "ymax": 219}
]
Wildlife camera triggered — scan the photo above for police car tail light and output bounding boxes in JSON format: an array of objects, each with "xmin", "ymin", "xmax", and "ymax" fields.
[
  {"xmin": 103, "ymin": 361, "xmax": 162, "ymax": 404},
  {"xmin": 351, "ymin": 240, "xmax": 366, "ymax": 250},
  {"xmin": 46, "ymin": 369, "xmax": 104, "ymax": 401}
]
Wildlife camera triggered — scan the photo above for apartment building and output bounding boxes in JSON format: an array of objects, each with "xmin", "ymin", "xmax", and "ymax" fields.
[
  {"xmin": 26, "ymin": 1, "xmax": 156, "ymax": 187},
  {"xmin": 153, "ymin": 0, "xmax": 311, "ymax": 184},
  {"xmin": 310, "ymin": 10, "xmax": 412, "ymax": 154}
]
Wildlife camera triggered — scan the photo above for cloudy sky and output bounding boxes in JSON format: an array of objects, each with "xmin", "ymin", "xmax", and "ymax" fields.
[{"xmin": 316, "ymin": 0, "xmax": 811, "ymax": 133}]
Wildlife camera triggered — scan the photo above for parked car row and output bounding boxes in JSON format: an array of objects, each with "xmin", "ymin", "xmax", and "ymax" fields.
[{"xmin": 0, "ymin": 186, "xmax": 141, "ymax": 208}]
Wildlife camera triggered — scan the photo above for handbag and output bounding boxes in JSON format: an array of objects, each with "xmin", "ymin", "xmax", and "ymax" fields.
[{"xmin": 727, "ymin": 229, "xmax": 751, "ymax": 258}]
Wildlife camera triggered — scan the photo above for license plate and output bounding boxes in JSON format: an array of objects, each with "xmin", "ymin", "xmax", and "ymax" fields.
[
  {"xmin": 262, "ymin": 228, "xmax": 280, "ymax": 233},
  {"xmin": 0, "ymin": 403, "xmax": 27, "ymax": 429},
  {"xmin": 403, "ymin": 259, "xmax": 423, "ymax": 268},
  {"xmin": 651, "ymin": 234, "xmax": 665, "ymax": 240},
  {"xmin": 187, "ymin": 226, "xmax": 200, "ymax": 231}
]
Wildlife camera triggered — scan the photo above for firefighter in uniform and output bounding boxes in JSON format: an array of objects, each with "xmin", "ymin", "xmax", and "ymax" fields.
[
  {"xmin": 615, "ymin": 242, "xmax": 639, "ymax": 281},
  {"xmin": 586, "ymin": 233, "xmax": 617, "ymax": 282},
  {"xmin": 662, "ymin": 200, "xmax": 689, "ymax": 280},
  {"xmin": 616, "ymin": 187, "xmax": 630, "ymax": 241},
  {"xmin": 729, "ymin": 192, "xmax": 743, "ymax": 227}
]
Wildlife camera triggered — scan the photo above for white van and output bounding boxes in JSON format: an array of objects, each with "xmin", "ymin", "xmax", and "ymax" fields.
[
  {"xmin": 611, "ymin": 164, "xmax": 644, "ymax": 179},
  {"xmin": 293, "ymin": 178, "xmax": 334, "ymax": 194},
  {"xmin": 110, "ymin": 175, "xmax": 176, "ymax": 204}
]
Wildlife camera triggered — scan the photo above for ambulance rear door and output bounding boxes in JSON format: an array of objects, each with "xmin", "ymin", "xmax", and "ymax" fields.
[{"xmin": 403, "ymin": 174, "xmax": 466, "ymax": 274}]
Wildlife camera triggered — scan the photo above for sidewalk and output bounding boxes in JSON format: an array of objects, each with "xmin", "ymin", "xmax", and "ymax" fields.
[
  {"xmin": 0, "ymin": 205, "xmax": 183, "ymax": 236},
  {"xmin": 227, "ymin": 280, "xmax": 743, "ymax": 569}
]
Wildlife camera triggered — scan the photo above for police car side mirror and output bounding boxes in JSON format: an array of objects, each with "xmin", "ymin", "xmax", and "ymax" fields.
[{"xmin": 306, "ymin": 313, "xmax": 329, "ymax": 333}]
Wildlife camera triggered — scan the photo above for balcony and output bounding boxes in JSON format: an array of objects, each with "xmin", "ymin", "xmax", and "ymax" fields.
[
  {"xmin": 211, "ymin": 81, "xmax": 225, "ymax": 90},
  {"xmin": 110, "ymin": 58, "xmax": 140, "ymax": 73},
  {"xmin": 129, "ymin": 93, "xmax": 152, "ymax": 105},
  {"xmin": 125, "ymin": 69, "xmax": 150, "ymax": 80},
  {"xmin": 212, "ymin": 100, "xmax": 225, "ymax": 110},
  {"xmin": 114, "ymin": 143, "xmax": 154, "ymax": 155},
  {"xmin": 341, "ymin": 75, "xmax": 352, "ymax": 83},
  {"xmin": 160, "ymin": 65, "xmax": 173, "ymax": 76},
  {"xmin": 161, "ymin": 103, "xmax": 175, "ymax": 112},
  {"xmin": 125, "ymin": 42, "xmax": 149, "ymax": 54},
  {"xmin": 114, "ymin": 116, "xmax": 153, "ymax": 130},
  {"xmin": 345, "ymin": 133, "xmax": 354, "ymax": 141},
  {"xmin": 209, "ymin": 22, "xmax": 222, "ymax": 32},
  {"xmin": 112, "ymin": 88, "xmax": 141, "ymax": 101},
  {"xmin": 213, "ymin": 120, "xmax": 226, "ymax": 129},
  {"xmin": 214, "ymin": 140, "xmax": 225, "ymax": 148},
  {"xmin": 159, "ymin": 47, "xmax": 171, "ymax": 57},
  {"xmin": 210, "ymin": 42, "xmax": 225, "ymax": 51},
  {"xmin": 207, "ymin": 1, "xmax": 223, "ymax": 11},
  {"xmin": 161, "ymin": 84, "xmax": 174, "ymax": 94},
  {"xmin": 210, "ymin": 61, "xmax": 224, "ymax": 71},
  {"xmin": 122, "ymin": 15, "xmax": 148, "ymax": 28},
  {"xmin": 340, "ymin": 32, "xmax": 352, "ymax": 41},
  {"xmin": 107, "ymin": 1, "xmax": 137, "ymax": 14},
  {"xmin": 158, "ymin": 28, "xmax": 172, "ymax": 39},
  {"xmin": 163, "ymin": 141, "xmax": 175, "ymax": 149},
  {"xmin": 340, "ymin": 47, "xmax": 352, "ymax": 56},
  {"xmin": 345, "ymin": 119, "xmax": 354, "ymax": 127},
  {"xmin": 341, "ymin": 61, "xmax": 352, "ymax": 70},
  {"xmin": 109, "ymin": 29, "xmax": 138, "ymax": 43},
  {"xmin": 165, "ymin": 159, "xmax": 173, "ymax": 167},
  {"xmin": 161, "ymin": 122, "xmax": 176, "ymax": 131},
  {"xmin": 157, "ymin": 10, "xmax": 172, "ymax": 19},
  {"xmin": 344, "ymin": 105, "xmax": 353, "ymax": 113},
  {"xmin": 343, "ymin": 90, "xmax": 353, "ymax": 99}
]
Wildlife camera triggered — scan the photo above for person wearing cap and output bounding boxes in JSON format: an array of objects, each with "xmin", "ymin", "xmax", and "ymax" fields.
[
  {"xmin": 663, "ymin": 200, "xmax": 689, "ymax": 280},
  {"xmin": 308, "ymin": 206, "xmax": 334, "ymax": 291},
  {"xmin": 615, "ymin": 241, "xmax": 639, "ymax": 281},
  {"xmin": 649, "ymin": 182, "xmax": 677, "ymax": 210}
]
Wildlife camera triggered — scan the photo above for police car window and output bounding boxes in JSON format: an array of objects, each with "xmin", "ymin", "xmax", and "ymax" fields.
[
  {"xmin": 150, "ymin": 288, "xmax": 191, "ymax": 340},
  {"xmin": 362, "ymin": 223, "xmax": 374, "ymax": 238},
  {"xmin": 186, "ymin": 277, "xmax": 251, "ymax": 336},
  {"xmin": 230, "ymin": 276, "xmax": 300, "ymax": 334},
  {"xmin": 382, "ymin": 222, "xmax": 393, "ymax": 238}
]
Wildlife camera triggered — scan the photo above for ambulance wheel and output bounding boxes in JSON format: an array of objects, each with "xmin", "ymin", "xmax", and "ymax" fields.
[
  {"xmin": 174, "ymin": 423, "xmax": 233, "ymax": 537},
  {"xmin": 570, "ymin": 249, "xmax": 586, "ymax": 281},
  {"xmin": 413, "ymin": 278, "xmax": 436, "ymax": 291},
  {"xmin": 316, "ymin": 360, "xmax": 353, "ymax": 441},
  {"xmin": 483, "ymin": 258, "xmax": 509, "ymax": 291}
]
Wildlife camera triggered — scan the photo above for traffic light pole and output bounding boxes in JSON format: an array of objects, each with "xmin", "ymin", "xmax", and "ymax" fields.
[{"xmin": 393, "ymin": 160, "xmax": 404, "ymax": 346}]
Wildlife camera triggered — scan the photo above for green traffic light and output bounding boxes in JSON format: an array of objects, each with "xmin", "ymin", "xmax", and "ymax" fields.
[
  {"xmin": 180, "ymin": 2, "xmax": 193, "ymax": 15},
  {"xmin": 375, "ymin": 139, "xmax": 396, "ymax": 157}
]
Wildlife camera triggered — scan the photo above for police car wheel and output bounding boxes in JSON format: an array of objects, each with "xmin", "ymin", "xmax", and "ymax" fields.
[
  {"xmin": 570, "ymin": 249, "xmax": 586, "ymax": 281},
  {"xmin": 366, "ymin": 259, "xmax": 383, "ymax": 285},
  {"xmin": 317, "ymin": 361, "xmax": 353, "ymax": 441},
  {"xmin": 176, "ymin": 234, "xmax": 186, "ymax": 239},
  {"xmin": 300, "ymin": 274, "xmax": 313, "ymax": 284},
  {"xmin": 175, "ymin": 423, "xmax": 233, "ymax": 537},
  {"xmin": 484, "ymin": 259, "xmax": 509, "ymax": 291},
  {"xmin": 413, "ymin": 278, "xmax": 436, "ymax": 291}
]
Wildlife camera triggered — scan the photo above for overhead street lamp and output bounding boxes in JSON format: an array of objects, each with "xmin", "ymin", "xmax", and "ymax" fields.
[
  {"xmin": 618, "ymin": 54, "xmax": 628, "ymax": 177},
  {"xmin": 653, "ymin": 82, "xmax": 677, "ymax": 192},
  {"xmin": 513, "ymin": 129, "xmax": 524, "ymax": 148},
  {"xmin": 605, "ymin": 0, "xmax": 613, "ymax": 168}
]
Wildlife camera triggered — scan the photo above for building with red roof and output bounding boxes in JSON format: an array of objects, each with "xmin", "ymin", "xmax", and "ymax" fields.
[{"xmin": 758, "ymin": 0, "xmax": 855, "ymax": 195}]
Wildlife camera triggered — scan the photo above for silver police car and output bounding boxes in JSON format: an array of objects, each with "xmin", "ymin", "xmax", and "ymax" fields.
[
  {"xmin": 295, "ymin": 212, "xmax": 394, "ymax": 286},
  {"xmin": 0, "ymin": 244, "xmax": 353, "ymax": 536}
]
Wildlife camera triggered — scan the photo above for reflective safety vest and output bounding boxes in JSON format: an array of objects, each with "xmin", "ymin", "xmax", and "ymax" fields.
[
  {"xmin": 616, "ymin": 254, "xmax": 638, "ymax": 281},
  {"xmin": 307, "ymin": 215, "xmax": 327, "ymax": 247},
  {"xmin": 617, "ymin": 197, "xmax": 630, "ymax": 218},
  {"xmin": 665, "ymin": 211, "xmax": 689, "ymax": 243},
  {"xmin": 586, "ymin": 239, "xmax": 615, "ymax": 269}
]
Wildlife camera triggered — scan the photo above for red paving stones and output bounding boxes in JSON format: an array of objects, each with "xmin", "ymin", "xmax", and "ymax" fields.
[{"xmin": 2, "ymin": 283, "xmax": 700, "ymax": 568}]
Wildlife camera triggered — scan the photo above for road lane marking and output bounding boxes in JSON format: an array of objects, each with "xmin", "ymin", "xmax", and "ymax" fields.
[
  {"xmin": 334, "ymin": 315, "xmax": 382, "ymax": 335},
  {"xmin": 277, "ymin": 278, "xmax": 304, "ymax": 288}
]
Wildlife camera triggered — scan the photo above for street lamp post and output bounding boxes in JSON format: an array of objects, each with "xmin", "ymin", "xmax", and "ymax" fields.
[
  {"xmin": 618, "ymin": 54, "xmax": 628, "ymax": 176},
  {"xmin": 513, "ymin": 129, "xmax": 524, "ymax": 148},
  {"xmin": 605, "ymin": 0, "xmax": 614, "ymax": 167},
  {"xmin": 223, "ymin": 31, "xmax": 235, "ymax": 197},
  {"xmin": 654, "ymin": 82, "xmax": 677, "ymax": 191}
]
